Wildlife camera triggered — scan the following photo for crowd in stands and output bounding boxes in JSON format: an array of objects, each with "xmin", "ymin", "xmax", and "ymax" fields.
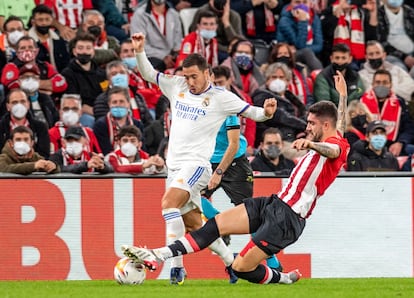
[{"xmin": 1, "ymin": 0, "xmax": 414, "ymax": 175}]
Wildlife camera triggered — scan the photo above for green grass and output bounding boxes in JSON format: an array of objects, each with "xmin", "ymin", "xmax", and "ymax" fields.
[{"xmin": 0, "ymin": 278, "xmax": 413, "ymax": 298}]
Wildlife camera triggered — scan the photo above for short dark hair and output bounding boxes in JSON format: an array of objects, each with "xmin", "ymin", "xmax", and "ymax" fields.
[
  {"xmin": 182, "ymin": 53, "xmax": 209, "ymax": 71},
  {"xmin": 32, "ymin": 4, "xmax": 53, "ymax": 17},
  {"xmin": 118, "ymin": 125, "xmax": 142, "ymax": 141},
  {"xmin": 108, "ymin": 86, "xmax": 130, "ymax": 103},
  {"xmin": 308, "ymin": 101, "xmax": 338, "ymax": 125},
  {"xmin": 11, "ymin": 126, "xmax": 33, "ymax": 140},
  {"xmin": 6, "ymin": 88, "xmax": 27, "ymax": 103},
  {"xmin": 72, "ymin": 32, "xmax": 96, "ymax": 46},
  {"xmin": 3, "ymin": 15, "xmax": 24, "ymax": 32},
  {"xmin": 262, "ymin": 127, "xmax": 282, "ymax": 138},
  {"xmin": 331, "ymin": 43, "xmax": 350, "ymax": 54},
  {"xmin": 197, "ymin": 10, "xmax": 218, "ymax": 24},
  {"xmin": 16, "ymin": 36, "xmax": 37, "ymax": 49},
  {"xmin": 373, "ymin": 69, "xmax": 392, "ymax": 83},
  {"xmin": 212, "ymin": 65, "xmax": 231, "ymax": 79}
]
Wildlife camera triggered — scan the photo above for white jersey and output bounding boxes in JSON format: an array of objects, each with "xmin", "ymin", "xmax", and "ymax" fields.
[{"xmin": 156, "ymin": 73, "xmax": 250, "ymax": 170}]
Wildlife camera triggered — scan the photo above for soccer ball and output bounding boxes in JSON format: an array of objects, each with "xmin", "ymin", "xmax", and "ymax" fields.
[{"xmin": 114, "ymin": 257, "xmax": 146, "ymax": 285}]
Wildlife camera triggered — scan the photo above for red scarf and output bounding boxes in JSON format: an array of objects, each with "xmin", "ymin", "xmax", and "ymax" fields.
[
  {"xmin": 113, "ymin": 148, "xmax": 149, "ymax": 163},
  {"xmin": 106, "ymin": 113, "xmax": 134, "ymax": 149},
  {"xmin": 288, "ymin": 68, "xmax": 307, "ymax": 105},
  {"xmin": 55, "ymin": 122, "xmax": 93, "ymax": 152},
  {"xmin": 62, "ymin": 149, "xmax": 92, "ymax": 171},
  {"xmin": 246, "ymin": 5, "xmax": 275, "ymax": 37},
  {"xmin": 332, "ymin": 2, "xmax": 365, "ymax": 60},
  {"xmin": 361, "ymin": 90, "xmax": 401, "ymax": 141},
  {"xmin": 349, "ymin": 127, "xmax": 366, "ymax": 140}
]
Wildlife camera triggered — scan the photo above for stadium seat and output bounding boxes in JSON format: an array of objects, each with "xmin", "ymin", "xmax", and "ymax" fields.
[
  {"xmin": 179, "ymin": 8, "xmax": 198, "ymax": 36},
  {"xmin": 252, "ymin": 39, "xmax": 270, "ymax": 66}
]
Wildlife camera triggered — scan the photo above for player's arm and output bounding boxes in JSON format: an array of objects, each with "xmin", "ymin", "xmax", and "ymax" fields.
[
  {"xmin": 131, "ymin": 33, "xmax": 159, "ymax": 84},
  {"xmin": 240, "ymin": 98, "xmax": 277, "ymax": 122},
  {"xmin": 292, "ymin": 139, "xmax": 341, "ymax": 159},
  {"xmin": 208, "ymin": 127, "xmax": 240, "ymax": 190},
  {"xmin": 334, "ymin": 70, "xmax": 348, "ymax": 136}
]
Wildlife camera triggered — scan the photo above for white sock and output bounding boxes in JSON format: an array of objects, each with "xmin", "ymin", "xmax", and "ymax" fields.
[
  {"xmin": 208, "ymin": 237, "xmax": 234, "ymax": 267},
  {"xmin": 162, "ymin": 208, "xmax": 185, "ymax": 268}
]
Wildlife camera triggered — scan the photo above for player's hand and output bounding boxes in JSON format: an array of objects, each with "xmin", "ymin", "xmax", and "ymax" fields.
[
  {"xmin": 334, "ymin": 70, "xmax": 347, "ymax": 97},
  {"xmin": 131, "ymin": 33, "xmax": 146, "ymax": 53},
  {"xmin": 292, "ymin": 138, "xmax": 313, "ymax": 151},
  {"xmin": 263, "ymin": 97, "xmax": 277, "ymax": 118},
  {"xmin": 207, "ymin": 172, "xmax": 222, "ymax": 190}
]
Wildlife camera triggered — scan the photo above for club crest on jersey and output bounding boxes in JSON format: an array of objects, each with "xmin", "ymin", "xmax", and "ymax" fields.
[{"xmin": 202, "ymin": 97, "xmax": 210, "ymax": 107}]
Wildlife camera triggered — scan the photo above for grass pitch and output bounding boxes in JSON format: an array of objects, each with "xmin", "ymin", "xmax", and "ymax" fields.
[{"xmin": 0, "ymin": 278, "xmax": 413, "ymax": 298}]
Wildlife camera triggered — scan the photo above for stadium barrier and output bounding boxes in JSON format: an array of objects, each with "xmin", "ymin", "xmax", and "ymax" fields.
[{"xmin": 0, "ymin": 173, "xmax": 413, "ymax": 280}]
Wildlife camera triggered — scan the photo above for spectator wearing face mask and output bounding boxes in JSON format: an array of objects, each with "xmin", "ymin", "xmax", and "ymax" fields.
[
  {"xmin": 61, "ymin": 33, "xmax": 108, "ymax": 128},
  {"xmin": 347, "ymin": 120, "xmax": 399, "ymax": 171},
  {"xmin": 105, "ymin": 125, "xmax": 166, "ymax": 174},
  {"xmin": 1, "ymin": 36, "xmax": 67, "ymax": 95},
  {"xmin": 0, "ymin": 89, "xmax": 50, "ymax": 158},
  {"xmin": 71, "ymin": 9, "xmax": 120, "ymax": 67},
  {"xmin": 359, "ymin": 40, "xmax": 414, "ymax": 103},
  {"xmin": 118, "ymin": 39, "xmax": 162, "ymax": 119},
  {"xmin": 17, "ymin": 63, "xmax": 59, "ymax": 128},
  {"xmin": 221, "ymin": 38, "xmax": 265, "ymax": 97},
  {"xmin": 313, "ymin": 43, "xmax": 364, "ymax": 105},
  {"xmin": 266, "ymin": 42, "xmax": 314, "ymax": 106},
  {"xmin": 250, "ymin": 127, "xmax": 296, "ymax": 174},
  {"xmin": 344, "ymin": 99, "xmax": 374, "ymax": 150},
  {"xmin": 49, "ymin": 126, "xmax": 113, "ymax": 174},
  {"xmin": 252, "ymin": 62, "xmax": 307, "ymax": 150},
  {"xmin": 48, "ymin": 94, "xmax": 102, "ymax": 155},
  {"xmin": 28, "ymin": 5, "xmax": 70, "ymax": 73},
  {"xmin": 93, "ymin": 86, "xmax": 145, "ymax": 155},
  {"xmin": 0, "ymin": 125, "xmax": 59, "ymax": 174},
  {"xmin": 360, "ymin": 69, "xmax": 414, "ymax": 157},
  {"xmin": 190, "ymin": 0, "xmax": 243, "ymax": 63},
  {"xmin": 1, "ymin": 16, "xmax": 27, "ymax": 62},
  {"xmin": 93, "ymin": 60, "xmax": 153, "ymax": 128},
  {"xmin": 176, "ymin": 10, "xmax": 220, "ymax": 68}
]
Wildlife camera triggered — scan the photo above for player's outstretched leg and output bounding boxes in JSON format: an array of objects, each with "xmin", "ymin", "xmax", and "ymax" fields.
[{"xmin": 232, "ymin": 264, "xmax": 301, "ymax": 284}]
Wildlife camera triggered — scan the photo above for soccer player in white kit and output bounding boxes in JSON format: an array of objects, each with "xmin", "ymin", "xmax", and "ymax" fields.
[{"xmin": 130, "ymin": 32, "xmax": 277, "ymax": 284}]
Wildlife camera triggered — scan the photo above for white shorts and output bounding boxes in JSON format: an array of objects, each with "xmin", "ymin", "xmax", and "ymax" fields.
[{"xmin": 167, "ymin": 164, "xmax": 211, "ymax": 215}]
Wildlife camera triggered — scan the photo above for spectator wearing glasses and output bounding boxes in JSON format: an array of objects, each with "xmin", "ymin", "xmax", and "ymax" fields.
[{"xmin": 48, "ymin": 94, "xmax": 102, "ymax": 155}]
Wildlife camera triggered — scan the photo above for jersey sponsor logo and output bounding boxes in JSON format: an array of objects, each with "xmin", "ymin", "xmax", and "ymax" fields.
[
  {"xmin": 6, "ymin": 71, "xmax": 14, "ymax": 80},
  {"xmin": 174, "ymin": 100, "xmax": 206, "ymax": 121}
]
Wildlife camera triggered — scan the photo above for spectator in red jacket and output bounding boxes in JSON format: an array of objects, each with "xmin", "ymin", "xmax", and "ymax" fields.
[
  {"xmin": 1, "ymin": 36, "xmax": 67, "ymax": 95},
  {"xmin": 49, "ymin": 94, "xmax": 102, "ymax": 155},
  {"xmin": 105, "ymin": 125, "xmax": 166, "ymax": 174}
]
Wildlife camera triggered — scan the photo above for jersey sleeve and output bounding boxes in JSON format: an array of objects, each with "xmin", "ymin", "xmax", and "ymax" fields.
[{"xmin": 156, "ymin": 73, "xmax": 187, "ymax": 103}]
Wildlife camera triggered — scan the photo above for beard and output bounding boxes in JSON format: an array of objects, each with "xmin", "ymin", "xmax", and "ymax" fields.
[{"xmin": 306, "ymin": 129, "xmax": 323, "ymax": 142}]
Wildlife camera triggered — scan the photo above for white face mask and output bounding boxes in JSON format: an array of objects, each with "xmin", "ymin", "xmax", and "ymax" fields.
[
  {"xmin": 13, "ymin": 141, "xmax": 31, "ymax": 155},
  {"xmin": 121, "ymin": 142, "xmax": 137, "ymax": 157},
  {"xmin": 8, "ymin": 30, "xmax": 25, "ymax": 45},
  {"xmin": 65, "ymin": 141, "xmax": 84, "ymax": 156},
  {"xmin": 268, "ymin": 78, "xmax": 287, "ymax": 94},
  {"xmin": 62, "ymin": 110, "xmax": 80, "ymax": 126},
  {"xmin": 11, "ymin": 103, "xmax": 28, "ymax": 119},
  {"xmin": 20, "ymin": 77, "xmax": 40, "ymax": 94}
]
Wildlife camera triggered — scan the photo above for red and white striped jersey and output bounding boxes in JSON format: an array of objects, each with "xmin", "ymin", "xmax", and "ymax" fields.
[
  {"xmin": 278, "ymin": 133, "xmax": 349, "ymax": 218},
  {"xmin": 36, "ymin": 0, "xmax": 93, "ymax": 28}
]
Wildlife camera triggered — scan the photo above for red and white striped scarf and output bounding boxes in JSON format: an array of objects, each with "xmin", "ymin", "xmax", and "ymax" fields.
[
  {"xmin": 332, "ymin": 2, "xmax": 365, "ymax": 60},
  {"xmin": 287, "ymin": 4, "xmax": 314, "ymax": 45},
  {"xmin": 194, "ymin": 32, "xmax": 219, "ymax": 67},
  {"xmin": 360, "ymin": 89, "xmax": 401, "ymax": 141},
  {"xmin": 245, "ymin": 6, "xmax": 276, "ymax": 37}
]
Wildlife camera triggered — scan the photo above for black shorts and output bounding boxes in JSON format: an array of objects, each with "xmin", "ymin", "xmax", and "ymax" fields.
[
  {"xmin": 203, "ymin": 156, "xmax": 253, "ymax": 206},
  {"xmin": 244, "ymin": 195, "xmax": 306, "ymax": 256}
]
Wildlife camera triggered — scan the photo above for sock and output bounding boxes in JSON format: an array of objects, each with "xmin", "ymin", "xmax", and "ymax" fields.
[
  {"xmin": 208, "ymin": 237, "xmax": 234, "ymax": 266},
  {"xmin": 162, "ymin": 208, "xmax": 185, "ymax": 268},
  {"xmin": 166, "ymin": 217, "xmax": 221, "ymax": 257},
  {"xmin": 266, "ymin": 254, "xmax": 281, "ymax": 269},
  {"xmin": 233, "ymin": 264, "xmax": 281, "ymax": 284},
  {"xmin": 201, "ymin": 197, "xmax": 220, "ymax": 219}
]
